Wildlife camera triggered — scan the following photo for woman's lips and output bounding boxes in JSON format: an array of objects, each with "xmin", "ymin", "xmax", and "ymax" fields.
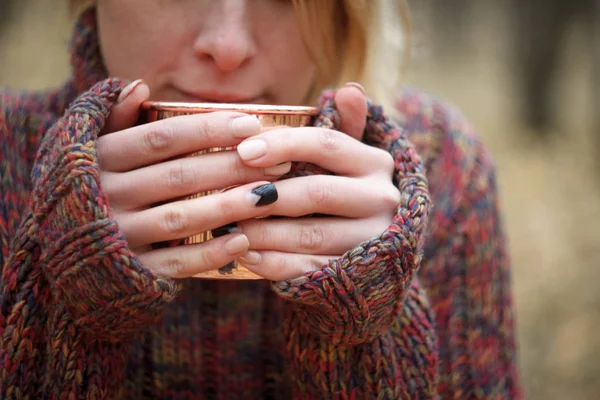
[{"xmin": 177, "ymin": 88, "xmax": 263, "ymax": 104}]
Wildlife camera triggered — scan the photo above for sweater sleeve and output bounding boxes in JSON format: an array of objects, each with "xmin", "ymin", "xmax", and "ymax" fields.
[
  {"xmin": 397, "ymin": 89, "xmax": 522, "ymax": 398},
  {"xmin": 0, "ymin": 79, "xmax": 179, "ymax": 398},
  {"xmin": 283, "ymin": 281, "xmax": 439, "ymax": 399},
  {"xmin": 416, "ymin": 119, "xmax": 522, "ymax": 397}
]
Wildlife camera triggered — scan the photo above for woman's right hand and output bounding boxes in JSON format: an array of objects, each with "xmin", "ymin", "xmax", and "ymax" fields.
[{"xmin": 97, "ymin": 80, "xmax": 289, "ymax": 278}]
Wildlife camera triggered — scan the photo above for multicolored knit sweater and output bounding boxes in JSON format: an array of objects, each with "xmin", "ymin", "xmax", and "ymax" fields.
[{"xmin": 0, "ymin": 8, "xmax": 521, "ymax": 400}]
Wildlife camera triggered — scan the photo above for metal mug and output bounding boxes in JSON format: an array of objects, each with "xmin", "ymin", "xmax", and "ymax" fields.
[{"xmin": 140, "ymin": 101, "xmax": 319, "ymax": 279}]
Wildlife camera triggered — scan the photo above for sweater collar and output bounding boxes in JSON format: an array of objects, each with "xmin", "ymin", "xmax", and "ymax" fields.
[{"xmin": 69, "ymin": 7, "xmax": 109, "ymax": 94}]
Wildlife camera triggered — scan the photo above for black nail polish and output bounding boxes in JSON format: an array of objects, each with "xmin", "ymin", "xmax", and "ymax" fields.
[
  {"xmin": 251, "ymin": 183, "xmax": 278, "ymax": 207},
  {"xmin": 218, "ymin": 262, "xmax": 237, "ymax": 275},
  {"xmin": 211, "ymin": 222, "xmax": 239, "ymax": 238}
]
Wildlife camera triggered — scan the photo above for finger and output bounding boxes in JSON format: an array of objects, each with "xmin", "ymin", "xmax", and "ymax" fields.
[
  {"xmin": 237, "ymin": 250, "xmax": 336, "ymax": 281},
  {"xmin": 97, "ymin": 112, "xmax": 261, "ymax": 172},
  {"xmin": 239, "ymin": 215, "xmax": 390, "ymax": 255},
  {"xmin": 335, "ymin": 82, "xmax": 368, "ymax": 141},
  {"xmin": 236, "ymin": 126, "xmax": 394, "ymax": 177},
  {"xmin": 102, "ymin": 150, "xmax": 291, "ymax": 209},
  {"xmin": 137, "ymin": 233, "xmax": 250, "ymax": 279},
  {"xmin": 117, "ymin": 181, "xmax": 279, "ymax": 248},
  {"xmin": 102, "ymin": 79, "xmax": 150, "ymax": 135},
  {"xmin": 264, "ymin": 175, "xmax": 400, "ymax": 219}
]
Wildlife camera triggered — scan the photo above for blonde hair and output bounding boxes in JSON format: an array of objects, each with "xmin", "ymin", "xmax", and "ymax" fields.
[
  {"xmin": 68, "ymin": 0, "xmax": 411, "ymax": 112},
  {"xmin": 292, "ymin": 0, "xmax": 411, "ymax": 113}
]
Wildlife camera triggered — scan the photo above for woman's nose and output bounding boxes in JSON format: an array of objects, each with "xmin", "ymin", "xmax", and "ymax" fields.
[{"xmin": 192, "ymin": 2, "xmax": 257, "ymax": 72}]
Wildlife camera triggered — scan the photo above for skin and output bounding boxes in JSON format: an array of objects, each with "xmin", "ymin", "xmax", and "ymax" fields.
[
  {"xmin": 97, "ymin": 0, "xmax": 316, "ymax": 105},
  {"xmin": 96, "ymin": 0, "xmax": 400, "ymax": 281}
]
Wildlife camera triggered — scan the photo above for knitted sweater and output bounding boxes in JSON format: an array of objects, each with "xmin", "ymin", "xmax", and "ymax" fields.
[{"xmin": 0, "ymin": 8, "xmax": 521, "ymax": 400}]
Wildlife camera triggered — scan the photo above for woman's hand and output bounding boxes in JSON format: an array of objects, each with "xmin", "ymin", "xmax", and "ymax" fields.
[
  {"xmin": 233, "ymin": 85, "xmax": 401, "ymax": 281},
  {"xmin": 97, "ymin": 80, "xmax": 293, "ymax": 278}
]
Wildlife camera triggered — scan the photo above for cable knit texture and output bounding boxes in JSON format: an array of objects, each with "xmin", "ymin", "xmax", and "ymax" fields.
[{"xmin": 0, "ymin": 7, "xmax": 521, "ymax": 400}]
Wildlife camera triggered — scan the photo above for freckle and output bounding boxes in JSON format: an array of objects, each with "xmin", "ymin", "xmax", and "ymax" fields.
[{"xmin": 218, "ymin": 262, "xmax": 237, "ymax": 275}]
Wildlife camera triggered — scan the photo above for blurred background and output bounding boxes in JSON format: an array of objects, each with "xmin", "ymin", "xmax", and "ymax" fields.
[{"xmin": 1, "ymin": 1, "xmax": 599, "ymax": 399}]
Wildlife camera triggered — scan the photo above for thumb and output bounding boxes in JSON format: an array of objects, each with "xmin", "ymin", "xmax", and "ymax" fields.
[
  {"xmin": 334, "ymin": 82, "xmax": 368, "ymax": 141},
  {"xmin": 102, "ymin": 79, "xmax": 150, "ymax": 135}
]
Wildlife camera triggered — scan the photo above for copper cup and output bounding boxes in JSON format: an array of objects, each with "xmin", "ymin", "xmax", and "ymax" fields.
[{"xmin": 140, "ymin": 101, "xmax": 319, "ymax": 279}]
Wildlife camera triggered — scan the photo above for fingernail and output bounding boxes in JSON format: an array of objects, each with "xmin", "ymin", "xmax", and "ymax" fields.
[
  {"xmin": 224, "ymin": 234, "xmax": 250, "ymax": 255},
  {"xmin": 218, "ymin": 262, "xmax": 237, "ymax": 275},
  {"xmin": 237, "ymin": 139, "xmax": 267, "ymax": 161},
  {"xmin": 118, "ymin": 79, "xmax": 144, "ymax": 103},
  {"xmin": 344, "ymin": 82, "xmax": 365, "ymax": 95},
  {"xmin": 238, "ymin": 251, "xmax": 261, "ymax": 266},
  {"xmin": 211, "ymin": 222, "xmax": 240, "ymax": 238},
  {"xmin": 263, "ymin": 162, "xmax": 292, "ymax": 176},
  {"xmin": 231, "ymin": 115, "xmax": 262, "ymax": 138},
  {"xmin": 248, "ymin": 183, "xmax": 278, "ymax": 207}
]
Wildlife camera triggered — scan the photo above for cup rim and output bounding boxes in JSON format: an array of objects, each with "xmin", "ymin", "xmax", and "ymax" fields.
[{"xmin": 141, "ymin": 101, "xmax": 319, "ymax": 116}]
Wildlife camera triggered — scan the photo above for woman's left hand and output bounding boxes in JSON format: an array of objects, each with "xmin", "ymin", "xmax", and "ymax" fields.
[{"xmin": 234, "ymin": 84, "xmax": 401, "ymax": 281}]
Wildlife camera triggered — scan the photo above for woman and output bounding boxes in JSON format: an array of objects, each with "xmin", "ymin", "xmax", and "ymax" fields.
[{"xmin": 0, "ymin": 0, "xmax": 522, "ymax": 398}]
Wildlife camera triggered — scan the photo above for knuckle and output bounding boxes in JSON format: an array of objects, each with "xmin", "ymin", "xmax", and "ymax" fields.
[
  {"xmin": 216, "ymin": 196, "xmax": 236, "ymax": 221},
  {"xmin": 162, "ymin": 253, "xmax": 187, "ymax": 277},
  {"xmin": 298, "ymin": 224, "xmax": 325, "ymax": 252},
  {"xmin": 269, "ymin": 255, "xmax": 289, "ymax": 280},
  {"xmin": 143, "ymin": 123, "xmax": 174, "ymax": 153},
  {"xmin": 380, "ymin": 185, "xmax": 402, "ymax": 210},
  {"xmin": 161, "ymin": 206, "xmax": 188, "ymax": 235},
  {"xmin": 199, "ymin": 248, "xmax": 217, "ymax": 269},
  {"xmin": 306, "ymin": 176, "xmax": 333, "ymax": 206},
  {"xmin": 97, "ymin": 139, "xmax": 110, "ymax": 168},
  {"xmin": 198, "ymin": 116, "xmax": 220, "ymax": 143},
  {"xmin": 229, "ymin": 156, "xmax": 249, "ymax": 183},
  {"xmin": 100, "ymin": 171, "xmax": 115, "ymax": 197},
  {"xmin": 255, "ymin": 222, "xmax": 270, "ymax": 246},
  {"xmin": 376, "ymin": 148, "xmax": 396, "ymax": 175},
  {"xmin": 318, "ymin": 129, "xmax": 339, "ymax": 152},
  {"xmin": 165, "ymin": 162, "xmax": 197, "ymax": 190}
]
